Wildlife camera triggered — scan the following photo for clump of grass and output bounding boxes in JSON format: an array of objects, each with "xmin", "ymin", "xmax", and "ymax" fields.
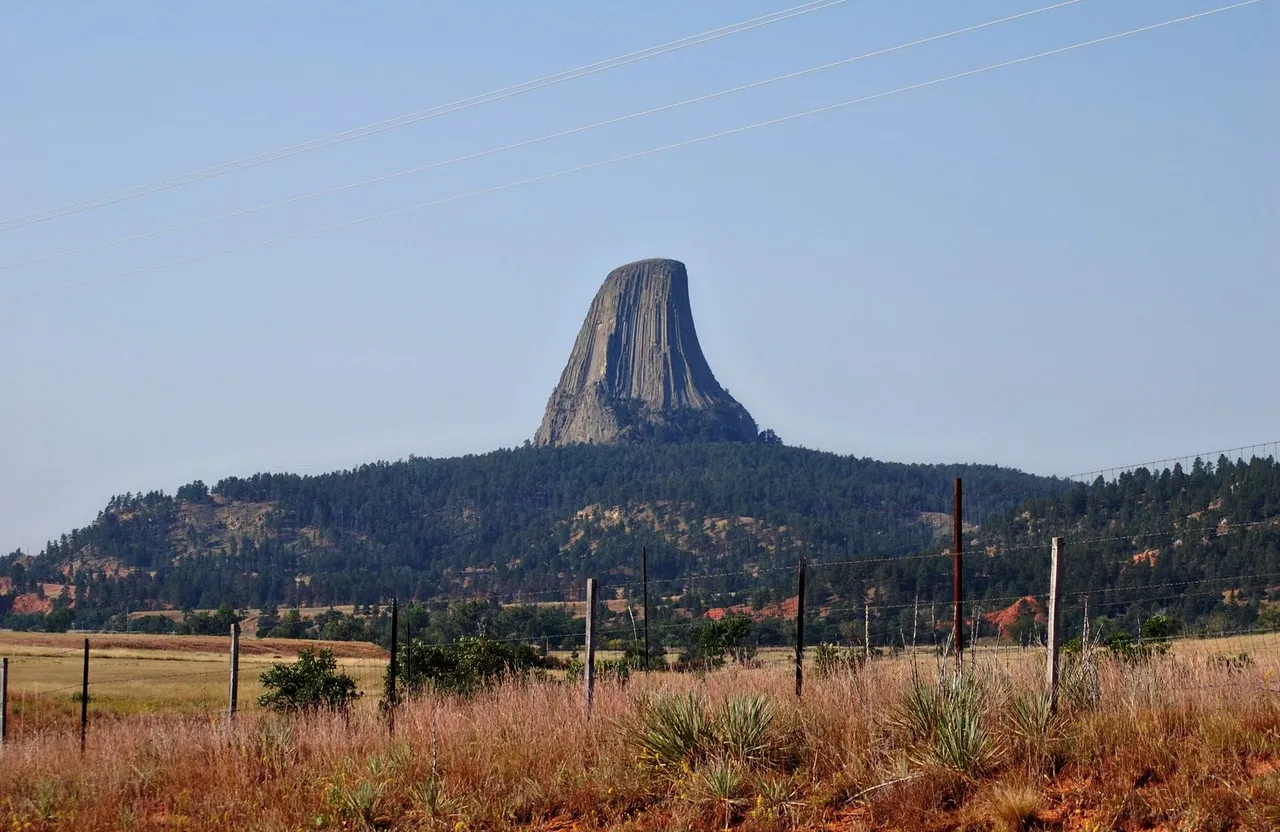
[{"xmin": 982, "ymin": 782, "xmax": 1043, "ymax": 831}]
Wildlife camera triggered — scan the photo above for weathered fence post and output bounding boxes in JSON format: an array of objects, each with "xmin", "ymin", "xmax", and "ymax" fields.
[
  {"xmin": 794, "ymin": 559, "xmax": 806, "ymax": 698},
  {"xmin": 80, "ymin": 639, "xmax": 89, "ymax": 754},
  {"xmin": 228, "ymin": 622, "xmax": 240, "ymax": 721},
  {"xmin": 864, "ymin": 603, "xmax": 871, "ymax": 660},
  {"xmin": 386, "ymin": 599, "xmax": 399, "ymax": 736},
  {"xmin": 1047, "ymin": 537, "xmax": 1064, "ymax": 712},
  {"xmin": 1, "ymin": 656, "xmax": 8, "ymax": 746},
  {"xmin": 584, "ymin": 578, "xmax": 597, "ymax": 714},
  {"xmin": 405, "ymin": 614, "xmax": 413, "ymax": 701},
  {"xmin": 953, "ymin": 477, "xmax": 964, "ymax": 674}
]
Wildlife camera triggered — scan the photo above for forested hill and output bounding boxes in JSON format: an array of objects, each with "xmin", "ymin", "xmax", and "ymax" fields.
[
  {"xmin": 2, "ymin": 443, "xmax": 1059, "ymax": 626},
  {"xmin": 832, "ymin": 453, "xmax": 1280, "ymax": 642}
]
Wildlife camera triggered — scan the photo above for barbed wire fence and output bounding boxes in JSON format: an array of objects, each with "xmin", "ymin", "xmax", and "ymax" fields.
[{"xmin": 2, "ymin": 444, "xmax": 1279, "ymax": 747}]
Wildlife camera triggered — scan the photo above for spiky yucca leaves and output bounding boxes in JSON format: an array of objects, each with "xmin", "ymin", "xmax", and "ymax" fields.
[
  {"xmin": 1004, "ymin": 691, "xmax": 1068, "ymax": 775},
  {"xmin": 897, "ymin": 673, "xmax": 1002, "ymax": 776},
  {"xmin": 629, "ymin": 692, "xmax": 781, "ymax": 772},
  {"xmin": 696, "ymin": 757, "xmax": 748, "ymax": 828},
  {"xmin": 714, "ymin": 694, "xmax": 777, "ymax": 765},
  {"xmin": 631, "ymin": 692, "xmax": 713, "ymax": 769}
]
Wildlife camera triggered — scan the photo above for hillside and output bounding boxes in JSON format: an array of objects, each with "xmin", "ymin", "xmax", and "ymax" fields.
[
  {"xmin": 836, "ymin": 453, "xmax": 1280, "ymax": 644},
  {"xmin": 1, "ymin": 443, "xmax": 1057, "ymax": 628}
]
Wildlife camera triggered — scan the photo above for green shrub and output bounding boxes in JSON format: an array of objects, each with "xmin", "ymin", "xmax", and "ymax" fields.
[
  {"xmin": 396, "ymin": 636, "xmax": 545, "ymax": 697},
  {"xmin": 258, "ymin": 648, "xmax": 358, "ymax": 713},
  {"xmin": 813, "ymin": 643, "xmax": 865, "ymax": 678}
]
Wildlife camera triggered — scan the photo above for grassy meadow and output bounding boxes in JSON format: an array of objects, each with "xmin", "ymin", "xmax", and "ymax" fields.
[{"xmin": 2, "ymin": 630, "xmax": 1280, "ymax": 830}]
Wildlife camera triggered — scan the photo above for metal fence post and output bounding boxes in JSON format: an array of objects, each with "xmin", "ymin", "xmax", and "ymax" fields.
[
  {"xmin": 953, "ymin": 478, "xmax": 964, "ymax": 674},
  {"xmin": 80, "ymin": 639, "xmax": 89, "ymax": 754},
  {"xmin": 228, "ymin": 622, "xmax": 240, "ymax": 720},
  {"xmin": 641, "ymin": 547, "xmax": 650, "ymax": 671},
  {"xmin": 1, "ymin": 656, "xmax": 8, "ymax": 746},
  {"xmin": 794, "ymin": 560, "xmax": 806, "ymax": 698}
]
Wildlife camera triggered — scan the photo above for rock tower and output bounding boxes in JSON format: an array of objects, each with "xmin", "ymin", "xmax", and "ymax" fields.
[{"xmin": 534, "ymin": 258, "xmax": 758, "ymax": 447}]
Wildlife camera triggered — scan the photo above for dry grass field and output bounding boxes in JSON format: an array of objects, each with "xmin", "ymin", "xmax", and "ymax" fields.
[
  {"xmin": 2, "ymin": 630, "xmax": 1280, "ymax": 830},
  {"xmin": 0, "ymin": 631, "xmax": 389, "ymax": 736}
]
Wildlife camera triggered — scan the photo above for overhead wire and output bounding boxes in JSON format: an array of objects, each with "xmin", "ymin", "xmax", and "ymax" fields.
[
  {"xmin": 2, "ymin": 0, "xmax": 1262, "ymax": 306},
  {"xmin": 0, "ymin": 0, "xmax": 1088, "ymax": 273},
  {"xmin": 0, "ymin": 0, "xmax": 852, "ymax": 233},
  {"xmin": 1063, "ymin": 440, "xmax": 1280, "ymax": 482}
]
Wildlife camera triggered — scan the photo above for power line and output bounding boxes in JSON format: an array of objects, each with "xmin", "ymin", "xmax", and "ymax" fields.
[
  {"xmin": 0, "ymin": 0, "xmax": 851, "ymax": 233},
  {"xmin": 3, "ymin": 0, "xmax": 1260, "ymax": 307},
  {"xmin": 1062, "ymin": 440, "xmax": 1280, "ymax": 482},
  {"xmin": 0, "ymin": 0, "xmax": 1087, "ymax": 273}
]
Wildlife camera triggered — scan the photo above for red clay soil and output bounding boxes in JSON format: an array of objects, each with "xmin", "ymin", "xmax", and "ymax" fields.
[
  {"xmin": 0, "ymin": 631, "xmax": 386, "ymax": 659},
  {"xmin": 705, "ymin": 595, "xmax": 800, "ymax": 622},
  {"xmin": 9, "ymin": 593, "xmax": 54, "ymax": 615},
  {"xmin": 981, "ymin": 596, "xmax": 1044, "ymax": 638}
]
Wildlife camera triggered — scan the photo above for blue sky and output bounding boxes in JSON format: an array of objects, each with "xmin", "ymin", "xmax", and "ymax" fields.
[{"xmin": 1, "ymin": 0, "xmax": 1276, "ymax": 553}]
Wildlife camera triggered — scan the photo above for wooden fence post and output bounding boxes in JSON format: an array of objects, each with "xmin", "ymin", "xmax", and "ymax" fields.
[
  {"xmin": 953, "ymin": 478, "xmax": 964, "ymax": 674},
  {"xmin": 387, "ymin": 599, "xmax": 399, "ymax": 736},
  {"xmin": 584, "ymin": 578, "xmax": 597, "ymax": 714},
  {"xmin": 794, "ymin": 560, "xmax": 806, "ymax": 698},
  {"xmin": 228, "ymin": 622, "xmax": 240, "ymax": 721},
  {"xmin": 1, "ymin": 656, "xmax": 8, "ymax": 746},
  {"xmin": 1047, "ymin": 537, "xmax": 1064, "ymax": 712},
  {"xmin": 864, "ymin": 603, "xmax": 871, "ymax": 660},
  {"xmin": 80, "ymin": 639, "xmax": 89, "ymax": 754}
]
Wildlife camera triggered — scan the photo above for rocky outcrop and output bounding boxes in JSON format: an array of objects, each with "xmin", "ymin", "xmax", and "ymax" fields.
[{"xmin": 534, "ymin": 258, "xmax": 758, "ymax": 447}]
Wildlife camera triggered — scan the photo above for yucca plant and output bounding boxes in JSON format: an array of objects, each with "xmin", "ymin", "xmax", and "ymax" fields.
[
  {"xmin": 630, "ymin": 692, "xmax": 713, "ymax": 770},
  {"xmin": 1005, "ymin": 691, "xmax": 1067, "ymax": 775},
  {"xmin": 713, "ymin": 694, "xmax": 776, "ymax": 765},
  {"xmin": 696, "ymin": 757, "xmax": 747, "ymax": 829},
  {"xmin": 899, "ymin": 673, "xmax": 1001, "ymax": 776}
]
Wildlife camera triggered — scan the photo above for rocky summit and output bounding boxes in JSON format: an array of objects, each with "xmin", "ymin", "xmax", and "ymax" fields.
[{"xmin": 533, "ymin": 258, "xmax": 759, "ymax": 446}]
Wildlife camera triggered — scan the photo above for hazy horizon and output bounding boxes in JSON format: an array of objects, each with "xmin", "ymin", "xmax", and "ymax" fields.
[{"xmin": 2, "ymin": 0, "xmax": 1276, "ymax": 554}]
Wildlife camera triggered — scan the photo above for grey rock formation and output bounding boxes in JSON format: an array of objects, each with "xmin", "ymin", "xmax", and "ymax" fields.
[{"xmin": 534, "ymin": 258, "xmax": 758, "ymax": 447}]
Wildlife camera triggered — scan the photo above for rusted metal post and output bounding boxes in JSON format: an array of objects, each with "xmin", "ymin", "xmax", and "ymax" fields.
[
  {"xmin": 953, "ymin": 478, "xmax": 964, "ymax": 674},
  {"xmin": 1, "ymin": 656, "xmax": 8, "ymax": 745},
  {"xmin": 641, "ymin": 547, "xmax": 650, "ymax": 671},
  {"xmin": 80, "ymin": 639, "xmax": 89, "ymax": 753},
  {"xmin": 795, "ymin": 559, "xmax": 806, "ymax": 698}
]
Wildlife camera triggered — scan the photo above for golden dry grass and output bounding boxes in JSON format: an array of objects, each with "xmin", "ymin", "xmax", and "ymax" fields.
[{"xmin": 1, "ymin": 643, "xmax": 1279, "ymax": 831}]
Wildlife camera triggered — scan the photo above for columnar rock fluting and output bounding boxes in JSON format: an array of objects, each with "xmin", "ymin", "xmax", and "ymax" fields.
[{"xmin": 534, "ymin": 258, "xmax": 758, "ymax": 447}]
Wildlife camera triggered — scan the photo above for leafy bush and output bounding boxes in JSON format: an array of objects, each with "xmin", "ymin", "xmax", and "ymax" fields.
[
  {"xmin": 396, "ymin": 636, "xmax": 545, "ymax": 697},
  {"xmin": 813, "ymin": 643, "xmax": 865, "ymax": 678},
  {"xmin": 1104, "ymin": 631, "xmax": 1168, "ymax": 663},
  {"xmin": 258, "ymin": 648, "xmax": 359, "ymax": 713},
  {"xmin": 677, "ymin": 615, "xmax": 757, "ymax": 671}
]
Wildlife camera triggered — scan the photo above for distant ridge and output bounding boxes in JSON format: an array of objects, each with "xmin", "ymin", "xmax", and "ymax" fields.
[{"xmin": 534, "ymin": 258, "xmax": 759, "ymax": 446}]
